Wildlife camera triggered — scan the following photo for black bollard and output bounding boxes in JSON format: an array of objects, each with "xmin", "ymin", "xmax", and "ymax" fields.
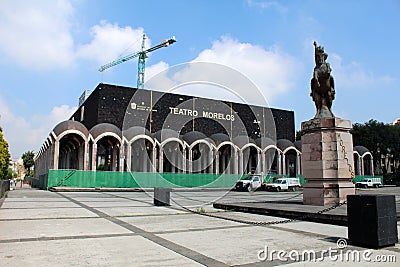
[
  {"xmin": 154, "ymin": 188, "xmax": 171, "ymax": 206},
  {"xmin": 347, "ymin": 194, "xmax": 398, "ymax": 248}
]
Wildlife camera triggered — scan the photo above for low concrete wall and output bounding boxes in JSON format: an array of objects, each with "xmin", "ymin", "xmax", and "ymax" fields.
[{"xmin": 0, "ymin": 180, "xmax": 10, "ymax": 197}]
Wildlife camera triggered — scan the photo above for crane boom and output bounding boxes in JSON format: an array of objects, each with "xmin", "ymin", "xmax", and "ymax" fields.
[
  {"xmin": 98, "ymin": 51, "xmax": 141, "ymax": 72},
  {"xmin": 98, "ymin": 34, "xmax": 176, "ymax": 89}
]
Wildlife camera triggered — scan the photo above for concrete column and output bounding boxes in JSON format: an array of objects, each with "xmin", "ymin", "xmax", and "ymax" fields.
[
  {"xmin": 119, "ymin": 144, "xmax": 124, "ymax": 172},
  {"xmin": 296, "ymin": 153, "xmax": 301, "ymax": 176},
  {"xmin": 188, "ymin": 149, "xmax": 193, "ymax": 173},
  {"xmin": 282, "ymin": 154, "xmax": 286, "ymax": 175},
  {"xmin": 361, "ymin": 156, "xmax": 365, "ymax": 176},
  {"xmin": 234, "ymin": 149, "xmax": 239, "ymax": 174},
  {"xmin": 182, "ymin": 148, "xmax": 187, "ymax": 173},
  {"xmin": 83, "ymin": 141, "xmax": 88, "ymax": 171},
  {"xmin": 208, "ymin": 149, "xmax": 213, "ymax": 174},
  {"xmin": 371, "ymin": 157, "xmax": 374, "ymax": 176},
  {"xmin": 53, "ymin": 141, "xmax": 59, "ymax": 170},
  {"xmin": 152, "ymin": 147, "xmax": 157, "ymax": 173},
  {"xmin": 356, "ymin": 155, "xmax": 361, "ymax": 176},
  {"xmin": 277, "ymin": 153, "xmax": 282, "ymax": 174},
  {"xmin": 239, "ymin": 150, "xmax": 243, "ymax": 175},
  {"xmin": 261, "ymin": 152, "xmax": 266, "ymax": 176},
  {"xmin": 215, "ymin": 152, "xmax": 219, "ymax": 174},
  {"xmin": 228, "ymin": 150, "xmax": 232, "ymax": 174},
  {"xmin": 92, "ymin": 144, "xmax": 97, "ymax": 171},
  {"xmin": 257, "ymin": 151, "xmax": 261, "ymax": 174},
  {"xmin": 159, "ymin": 147, "xmax": 164, "ymax": 173},
  {"xmin": 127, "ymin": 144, "xmax": 132, "ymax": 172}
]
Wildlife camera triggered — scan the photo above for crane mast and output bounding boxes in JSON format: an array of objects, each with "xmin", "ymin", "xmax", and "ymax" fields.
[
  {"xmin": 137, "ymin": 35, "xmax": 146, "ymax": 90},
  {"xmin": 99, "ymin": 34, "xmax": 176, "ymax": 89}
]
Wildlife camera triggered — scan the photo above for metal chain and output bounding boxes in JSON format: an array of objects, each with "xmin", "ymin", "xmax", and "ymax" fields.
[
  {"xmin": 337, "ymin": 133, "xmax": 355, "ymax": 178},
  {"xmin": 170, "ymin": 196, "xmax": 347, "ymax": 226}
]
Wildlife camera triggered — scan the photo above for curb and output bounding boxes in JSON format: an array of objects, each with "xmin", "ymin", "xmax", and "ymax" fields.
[{"xmin": 213, "ymin": 202, "xmax": 348, "ymax": 226}]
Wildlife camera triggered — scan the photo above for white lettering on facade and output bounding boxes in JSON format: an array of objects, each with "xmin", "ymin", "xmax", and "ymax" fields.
[
  {"xmin": 168, "ymin": 107, "xmax": 234, "ymax": 121},
  {"xmin": 202, "ymin": 111, "xmax": 235, "ymax": 121}
]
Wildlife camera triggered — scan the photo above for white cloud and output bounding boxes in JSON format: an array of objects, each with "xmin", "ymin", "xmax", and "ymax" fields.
[
  {"xmin": 77, "ymin": 21, "xmax": 149, "ymax": 66},
  {"xmin": 330, "ymin": 53, "xmax": 395, "ymax": 89},
  {"xmin": 145, "ymin": 36, "xmax": 301, "ymax": 106},
  {"xmin": 0, "ymin": 1, "xmax": 150, "ymax": 71},
  {"xmin": 0, "ymin": 0, "xmax": 75, "ymax": 70},
  {"xmin": 247, "ymin": 0, "xmax": 287, "ymax": 13},
  {"xmin": 192, "ymin": 36, "xmax": 300, "ymax": 103},
  {"xmin": 0, "ymin": 95, "xmax": 75, "ymax": 158},
  {"xmin": 145, "ymin": 61, "xmax": 170, "ymax": 83}
]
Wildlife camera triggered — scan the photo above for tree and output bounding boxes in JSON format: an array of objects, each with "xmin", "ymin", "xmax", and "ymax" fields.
[
  {"xmin": 22, "ymin": 150, "xmax": 35, "ymax": 177},
  {"xmin": 295, "ymin": 130, "xmax": 304, "ymax": 141},
  {"xmin": 351, "ymin": 119, "xmax": 400, "ymax": 178},
  {"xmin": 6, "ymin": 168, "xmax": 14, "ymax": 180},
  {"xmin": 0, "ymin": 126, "xmax": 11, "ymax": 180}
]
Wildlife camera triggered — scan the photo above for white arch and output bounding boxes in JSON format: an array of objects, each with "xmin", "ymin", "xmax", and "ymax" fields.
[
  {"xmin": 361, "ymin": 151, "xmax": 373, "ymax": 159},
  {"xmin": 51, "ymin": 131, "xmax": 57, "ymax": 140},
  {"xmin": 54, "ymin": 129, "xmax": 88, "ymax": 171},
  {"xmin": 189, "ymin": 139, "xmax": 213, "ymax": 150},
  {"xmin": 56, "ymin": 129, "xmax": 88, "ymax": 143},
  {"xmin": 282, "ymin": 146, "xmax": 301, "ymax": 155},
  {"xmin": 128, "ymin": 134, "xmax": 155, "ymax": 147},
  {"xmin": 87, "ymin": 134, "xmax": 94, "ymax": 143},
  {"xmin": 160, "ymin": 137, "xmax": 186, "ymax": 148},
  {"xmin": 241, "ymin": 143, "xmax": 262, "ymax": 152},
  {"xmin": 216, "ymin": 141, "xmax": 238, "ymax": 151},
  {"xmin": 262, "ymin": 145, "xmax": 282, "ymax": 154},
  {"xmin": 93, "ymin": 132, "xmax": 122, "ymax": 144}
]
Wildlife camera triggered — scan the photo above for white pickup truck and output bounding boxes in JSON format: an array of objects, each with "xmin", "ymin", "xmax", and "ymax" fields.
[
  {"xmin": 234, "ymin": 175, "xmax": 262, "ymax": 192},
  {"xmin": 263, "ymin": 178, "xmax": 301, "ymax": 192},
  {"xmin": 355, "ymin": 178, "xmax": 382, "ymax": 188}
]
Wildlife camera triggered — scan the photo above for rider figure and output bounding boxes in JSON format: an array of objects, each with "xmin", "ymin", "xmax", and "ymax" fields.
[{"xmin": 311, "ymin": 41, "xmax": 335, "ymax": 118}]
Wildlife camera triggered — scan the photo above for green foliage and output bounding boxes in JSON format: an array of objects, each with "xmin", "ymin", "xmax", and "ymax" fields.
[
  {"xmin": 351, "ymin": 119, "xmax": 400, "ymax": 175},
  {"xmin": 96, "ymin": 164, "xmax": 105, "ymax": 171},
  {"xmin": 22, "ymin": 150, "xmax": 35, "ymax": 176},
  {"xmin": 6, "ymin": 168, "xmax": 14, "ymax": 180},
  {"xmin": 295, "ymin": 130, "xmax": 304, "ymax": 141},
  {"xmin": 196, "ymin": 207, "xmax": 206, "ymax": 214},
  {"xmin": 0, "ymin": 126, "xmax": 11, "ymax": 180}
]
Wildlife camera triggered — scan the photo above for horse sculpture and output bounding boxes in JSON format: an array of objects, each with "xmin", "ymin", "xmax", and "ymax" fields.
[{"xmin": 310, "ymin": 41, "xmax": 335, "ymax": 118}]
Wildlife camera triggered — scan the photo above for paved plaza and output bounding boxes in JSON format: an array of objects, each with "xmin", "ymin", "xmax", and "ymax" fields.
[{"xmin": 1, "ymin": 186, "xmax": 400, "ymax": 266}]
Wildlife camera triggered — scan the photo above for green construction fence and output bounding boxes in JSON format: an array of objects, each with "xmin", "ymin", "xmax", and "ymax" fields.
[
  {"xmin": 45, "ymin": 170, "xmax": 244, "ymax": 190},
  {"xmin": 32, "ymin": 170, "xmax": 382, "ymax": 190}
]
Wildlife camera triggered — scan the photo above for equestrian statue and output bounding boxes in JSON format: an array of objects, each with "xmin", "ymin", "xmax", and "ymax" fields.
[{"xmin": 310, "ymin": 41, "xmax": 335, "ymax": 118}]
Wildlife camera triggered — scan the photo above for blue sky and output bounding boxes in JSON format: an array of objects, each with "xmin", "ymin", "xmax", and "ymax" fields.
[{"xmin": 0, "ymin": 0, "xmax": 399, "ymax": 159}]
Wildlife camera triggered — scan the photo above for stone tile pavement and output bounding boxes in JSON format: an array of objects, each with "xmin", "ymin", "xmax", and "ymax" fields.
[{"xmin": 0, "ymin": 186, "xmax": 399, "ymax": 266}]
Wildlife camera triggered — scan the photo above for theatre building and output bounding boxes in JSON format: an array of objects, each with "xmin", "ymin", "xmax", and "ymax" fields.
[{"xmin": 34, "ymin": 83, "xmax": 303, "ymax": 188}]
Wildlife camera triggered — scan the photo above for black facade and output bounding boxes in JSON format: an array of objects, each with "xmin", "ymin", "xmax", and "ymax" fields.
[{"xmin": 71, "ymin": 83, "xmax": 295, "ymax": 142}]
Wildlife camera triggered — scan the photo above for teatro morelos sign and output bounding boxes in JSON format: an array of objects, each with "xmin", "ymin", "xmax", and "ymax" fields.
[
  {"xmin": 130, "ymin": 101, "xmax": 235, "ymax": 122},
  {"xmin": 168, "ymin": 107, "xmax": 235, "ymax": 121}
]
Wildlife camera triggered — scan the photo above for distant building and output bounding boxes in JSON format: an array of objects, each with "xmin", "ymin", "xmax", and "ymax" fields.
[
  {"xmin": 33, "ymin": 83, "xmax": 379, "ymax": 189},
  {"xmin": 393, "ymin": 118, "xmax": 400, "ymax": 125},
  {"xmin": 34, "ymin": 83, "xmax": 301, "ymax": 179},
  {"xmin": 9, "ymin": 158, "xmax": 25, "ymax": 179}
]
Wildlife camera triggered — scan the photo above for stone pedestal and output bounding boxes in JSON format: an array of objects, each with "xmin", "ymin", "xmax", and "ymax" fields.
[{"xmin": 301, "ymin": 118, "xmax": 355, "ymax": 206}]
